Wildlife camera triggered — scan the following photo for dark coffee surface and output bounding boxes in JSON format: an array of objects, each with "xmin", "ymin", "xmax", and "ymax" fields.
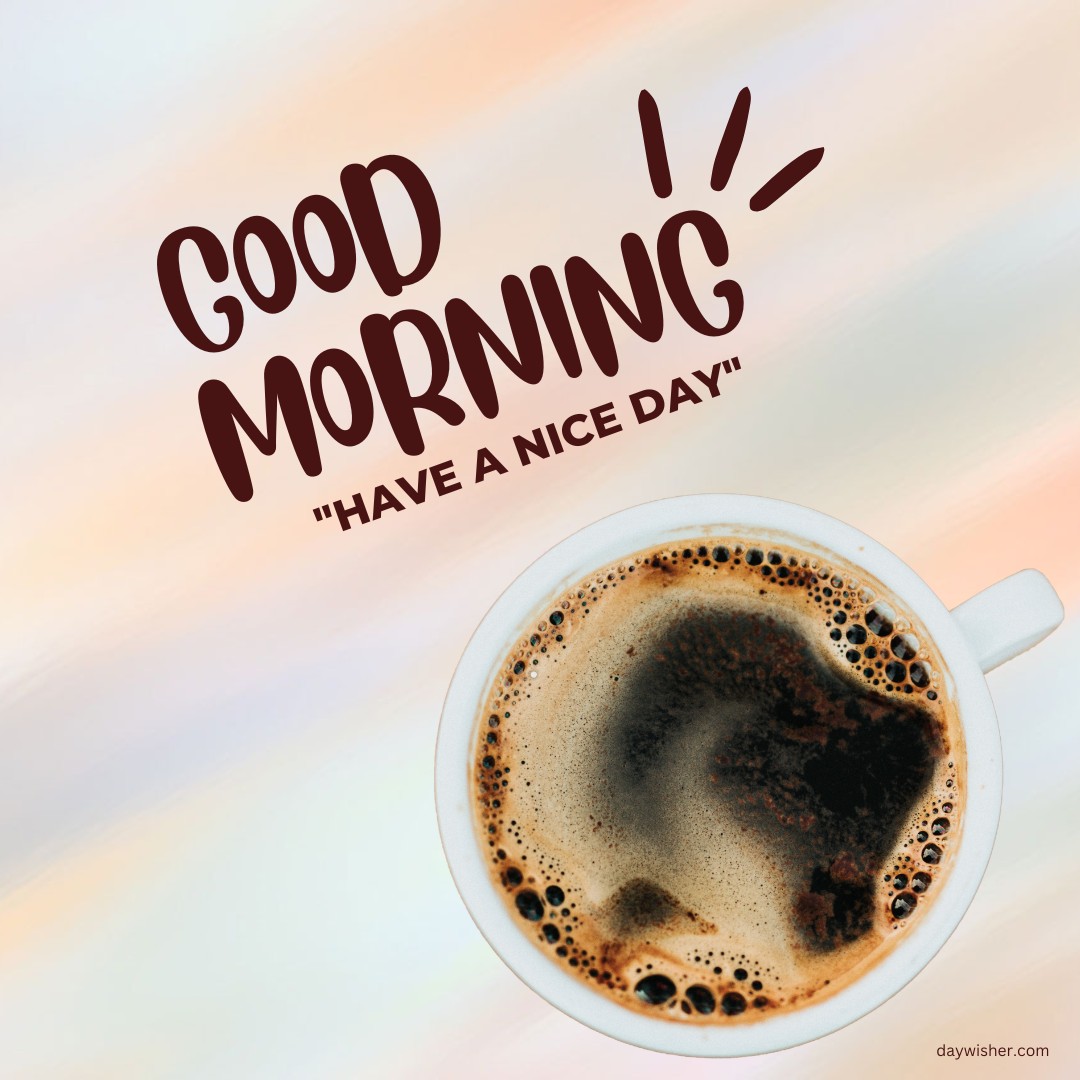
[
  {"xmin": 470, "ymin": 539, "xmax": 963, "ymax": 1022},
  {"xmin": 610, "ymin": 606, "xmax": 941, "ymax": 952}
]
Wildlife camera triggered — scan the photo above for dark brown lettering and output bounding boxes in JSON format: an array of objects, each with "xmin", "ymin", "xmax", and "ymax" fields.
[
  {"xmin": 530, "ymin": 264, "xmax": 583, "ymax": 378},
  {"xmin": 563, "ymin": 233, "xmax": 663, "ymax": 376},
  {"xmin": 514, "ymin": 428, "xmax": 550, "ymax": 466},
  {"xmin": 561, "ymin": 414, "xmax": 593, "ymax": 447},
  {"xmin": 339, "ymin": 155, "xmax": 441, "ymax": 297},
  {"xmin": 446, "ymin": 276, "xmax": 542, "ymax": 419},
  {"xmin": 656, "ymin": 210, "xmax": 742, "ymax": 336},
  {"xmin": 157, "ymin": 226, "xmax": 242, "ymax": 352},
  {"xmin": 669, "ymin": 377, "xmax": 702, "ymax": 411},
  {"xmin": 198, "ymin": 355, "xmax": 321, "ymax": 502},
  {"xmin": 475, "ymin": 447, "xmax": 508, "ymax": 482},
  {"xmin": 292, "ymin": 194, "xmax": 357, "ymax": 293},
  {"xmin": 430, "ymin": 459, "xmax": 462, "ymax": 495},
  {"xmin": 591, "ymin": 401, "xmax": 622, "ymax": 437},
  {"xmin": 233, "ymin": 215, "xmax": 297, "ymax": 315},
  {"xmin": 630, "ymin": 387, "xmax": 664, "ymax": 423},
  {"xmin": 362, "ymin": 310, "xmax": 466, "ymax": 456},
  {"xmin": 371, "ymin": 484, "xmax": 406, "ymax": 519},
  {"xmin": 309, "ymin": 348, "xmax": 374, "ymax": 446}
]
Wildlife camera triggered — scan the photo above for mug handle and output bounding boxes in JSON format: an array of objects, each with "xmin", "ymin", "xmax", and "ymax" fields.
[{"xmin": 950, "ymin": 569, "xmax": 1064, "ymax": 674}]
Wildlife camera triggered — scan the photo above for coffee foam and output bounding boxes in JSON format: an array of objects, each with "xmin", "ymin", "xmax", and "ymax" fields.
[{"xmin": 471, "ymin": 539, "xmax": 964, "ymax": 1022}]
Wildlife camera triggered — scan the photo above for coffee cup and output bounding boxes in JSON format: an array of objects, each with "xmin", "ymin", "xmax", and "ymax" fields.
[{"xmin": 435, "ymin": 495, "xmax": 1063, "ymax": 1056}]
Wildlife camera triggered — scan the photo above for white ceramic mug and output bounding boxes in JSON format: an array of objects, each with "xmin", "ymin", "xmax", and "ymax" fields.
[{"xmin": 435, "ymin": 495, "xmax": 1063, "ymax": 1056}]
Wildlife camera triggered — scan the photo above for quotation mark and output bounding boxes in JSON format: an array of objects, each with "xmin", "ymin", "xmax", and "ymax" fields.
[
  {"xmin": 313, "ymin": 504, "xmax": 331, "ymax": 521},
  {"xmin": 637, "ymin": 87, "xmax": 824, "ymax": 208}
]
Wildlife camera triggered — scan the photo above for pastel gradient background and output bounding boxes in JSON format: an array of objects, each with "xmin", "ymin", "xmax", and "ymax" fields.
[{"xmin": 2, "ymin": 1, "xmax": 1078, "ymax": 1076}]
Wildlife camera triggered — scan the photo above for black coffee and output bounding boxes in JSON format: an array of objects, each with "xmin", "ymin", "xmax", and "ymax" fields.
[{"xmin": 470, "ymin": 538, "xmax": 963, "ymax": 1022}]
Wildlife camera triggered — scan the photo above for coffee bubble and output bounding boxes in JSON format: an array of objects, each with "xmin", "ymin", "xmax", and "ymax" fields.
[
  {"xmin": 721, "ymin": 992, "xmax": 747, "ymax": 1016},
  {"xmin": 909, "ymin": 662, "xmax": 931, "ymax": 688},
  {"xmin": 515, "ymin": 890, "xmax": 545, "ymax": 921},
  {"xmin": 865, "ymin": 604, "xmax": 895, "ymax": 636},
  {"xmin": 636, "ymin": 974, "xmax": 677, "ymax": 1004},
  {"xmin": 911, "ymin": 872, "xmax": 932, "ymax": 894},
  {"xmin": 892, "ymin": 634, "xmax": 919, "ymax": 660},
  {"xmin": 891, "ymin": 892, "xmax": 917, "ymax": 919},
  {"xmin": 470, "ymin": 536, "xmax": 963, "ymax": 1024}
]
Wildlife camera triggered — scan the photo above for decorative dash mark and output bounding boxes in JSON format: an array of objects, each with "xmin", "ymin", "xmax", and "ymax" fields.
[
  {"xmin": 637, "ymin": 90, "xmax": 672, "ymax": 199},
  {"xmin": 749, "ymin": 147, "xmax": 824, "ymax": 211},
  {"xmin": 638, "ymin": 86, "xmax": 822, "ymax": 211},
  {"xmin": 710, "ymin": 87, "xmax": 751, "ymax": 192}
]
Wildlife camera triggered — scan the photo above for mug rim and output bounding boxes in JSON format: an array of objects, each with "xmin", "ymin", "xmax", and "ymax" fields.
[{"xmin": 434, "ymin": 494, "xmax": 1002, "ymax": 1056}]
